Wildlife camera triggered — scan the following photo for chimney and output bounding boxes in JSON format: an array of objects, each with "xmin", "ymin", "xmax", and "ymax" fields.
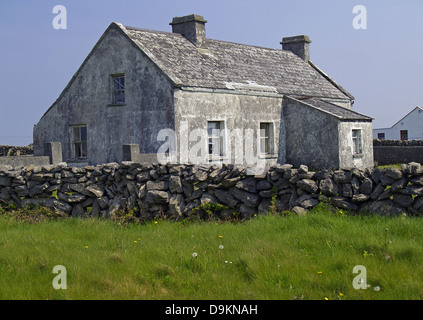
[
  {"xmin": 170, "ymin": 14, "xmax": 207, "ymax": 47},
  {"xmin": 281, "ymin": 35, "xmax": 312, "ymax": 61}
]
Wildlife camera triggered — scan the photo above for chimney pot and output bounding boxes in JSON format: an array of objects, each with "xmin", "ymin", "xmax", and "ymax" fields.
[
  {"xmin": 281, "ymin": 35, "xmax": 312, "ymax": 61},
  {"xmin": 170, "ymin": 14, "xmax": 207, "ymax": 47}
]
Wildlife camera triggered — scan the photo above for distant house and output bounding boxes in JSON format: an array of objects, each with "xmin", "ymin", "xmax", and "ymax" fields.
[
  {"xmin": 33, "ymin": 14, "xmax": 374, "ymax": 169},
  {"xmin": 373, "ymin": 106, "xmax": 423, "ymax": 140}
]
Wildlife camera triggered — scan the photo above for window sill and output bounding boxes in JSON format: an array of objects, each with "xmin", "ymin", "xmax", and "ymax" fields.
[
  {"xmin": 67, "ymin": 158, "xmax": 88, "ymax": 163},
  {"xmin": 258, "ymin": 154, "xmax": 278, "ymax": 159},
  {"xmin": 208, "ymin": 156, "xmax": 228, "ymax": 162},
  {"xmin": 107, "ymin": 103, "xmax": 126, "ymax": 107}
]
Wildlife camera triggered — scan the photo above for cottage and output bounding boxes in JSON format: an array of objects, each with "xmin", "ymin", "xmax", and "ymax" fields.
[
  {"xmin": 33, "ymin": 14, "xmax": 374, "ymax": 170},
  {"xmin": 373, "ymin": 106, "xmax": 423, "ymax": 141}
]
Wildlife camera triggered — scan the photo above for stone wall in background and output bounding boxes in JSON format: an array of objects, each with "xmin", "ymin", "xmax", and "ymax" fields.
[
  {"xmin": 373, "ymin": 139, "xmax": 423, "ymax": 166},
  {"xmin": 1, "ymin": 161, "xmax": 423, "ymax": 219},
  {"xmin": 0, "ymin": 145, "xmax": 33, "ymax": 157}
]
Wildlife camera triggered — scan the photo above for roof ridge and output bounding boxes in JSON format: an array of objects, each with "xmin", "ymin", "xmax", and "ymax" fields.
[
  {"xmin": 123, "ymin": 24, "xmax": 179, "ymax": 36},
  {"xmin": 205, "ymin": 37, "xmax": 287, "ymax": 53}
]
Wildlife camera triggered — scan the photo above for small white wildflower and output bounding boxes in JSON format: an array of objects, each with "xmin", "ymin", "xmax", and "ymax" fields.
[
  {"xmin": 192, "ymin": 252, "xmax": 198, "ymax": 258},
  {"xmin": 374, "ymin": 286, "xmax": 381, "ymax": 292},
  {"xmin": 219, "ymin": 245, "xmax": 224, "ymax": 250}
]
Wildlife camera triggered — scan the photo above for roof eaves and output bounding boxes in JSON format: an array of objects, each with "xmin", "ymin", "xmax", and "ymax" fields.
[
  {"xmin": 286, "ymin": 96, "xmax": 372, "ymax": 121},
  {"xmin": 286, "ymin": 96, "xmax": 343, "ymax": 120}
]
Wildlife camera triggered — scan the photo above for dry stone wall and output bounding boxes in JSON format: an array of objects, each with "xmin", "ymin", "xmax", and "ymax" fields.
[
  {"xmin": 0, "ymin": 145, "xmax": 33, "ymax": 157},
  {"xmin": 373, "ymin": 140, "xmax": 423, "ymax": 166},
  {"xmin": 1, "ymin": 161, "xmax": 423, "ymax": 219}
]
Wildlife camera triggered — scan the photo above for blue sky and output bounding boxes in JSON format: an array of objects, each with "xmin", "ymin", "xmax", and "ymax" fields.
[{"xmin": 0, "ymin": 0, "xmax": 422, "ymax": 145}]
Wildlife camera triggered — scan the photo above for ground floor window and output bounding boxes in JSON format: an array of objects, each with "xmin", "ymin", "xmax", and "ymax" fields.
[
  {"xmin": 259, "ymin": 122, "xmax": 274, "ymax": 155},
  {"xmin": 400, "ymin": 130, "xmax": 408, "ymax": 141},
  {"xmin": 70, "ymin": 125, "xmax": 87, "ymax": 159},
  {"xmin": 208, "ymin": 121, "xmax": 225, "ymax": 157},
  {"xmin": 352, "ymin": 129, "xmax": 362, "ymax": 154},
  {"xmin": 377, "ymin": 133, "xmax": 385, "ymax": 140}
]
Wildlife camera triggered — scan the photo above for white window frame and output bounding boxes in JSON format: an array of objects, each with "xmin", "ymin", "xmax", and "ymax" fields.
[
  {"xmin": 207, "ymin": 120, "xmax": 226, "ymax": 160},
  {"xmin": 70, "ymin": 125, "xmax": 88, "ymax": 159},
  {"xmin": 259, "ymin": 122, "xmax": 275, "ymax": 155},
  {"xmin": 352, "ymin": 129, "xmax": 363, "ymax": 155}
]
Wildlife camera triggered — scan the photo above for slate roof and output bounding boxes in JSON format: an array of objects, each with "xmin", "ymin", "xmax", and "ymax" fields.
[
  {"xmin": 291, "ymin": 97, "xmax": 373, "ymax": 121},
  {"xmin": 119, "ymin": 23, "xmax": 353, "ymax": 100}
]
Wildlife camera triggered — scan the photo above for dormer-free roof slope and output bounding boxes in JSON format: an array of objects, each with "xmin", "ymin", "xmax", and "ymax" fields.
[{"xmin": 119, "ymin": 23, "xmax": 353, "ymax": 100}]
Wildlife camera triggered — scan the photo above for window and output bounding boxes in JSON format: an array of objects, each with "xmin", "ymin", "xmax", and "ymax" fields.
[
  {"xmin": 352, "ymin": 129, "xmax": 362, "ymax": 155},
  {"xmin": 377, "ymin": 133, "xmax": 385, "ymax": 140},
  {"xmin": 111, "ymin": 74, "xmax": 125, "ymax": 104},
  {"xmin": 259, "ymin": 122, "xmax": 274, "ymax": 155},
  {"xmin": 400, "ymin": 130, "xmax": 408, "ymax": 141},
  {"xmin": 208, "ymin": 121, "xmax": 225, "ymax": 157},
  {"xmin": 70, "ymin": 125, "xmax": 87, "ymax": 159}
]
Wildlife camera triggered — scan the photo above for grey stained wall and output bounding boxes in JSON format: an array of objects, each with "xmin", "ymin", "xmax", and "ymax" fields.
[
  {"xmin": 33, "ymin": 24, "xmax": 175, "ymax": 166},
  {"xmin": 281, "ymin": 98, "xmax": 373, "ymax": 170},
  {"xmin": 281, "ymin": 97, "xmax": 341, "ymax": 169},
  {"xmin": 338, "ymin": 121, "xmax": 374, "ymax": 169},
  {"xmin": 173, "ymin": 89, "xmax": 283, "ymax": 167}
]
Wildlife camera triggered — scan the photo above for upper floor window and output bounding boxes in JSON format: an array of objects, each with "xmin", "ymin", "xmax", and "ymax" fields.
[
  {"xmin": 70, "ymin": 125, "xmax": 87, "ymax": 159},
  {"xmin": 111, "ymin": 74, "xmax": 125, "ymax": 105}
]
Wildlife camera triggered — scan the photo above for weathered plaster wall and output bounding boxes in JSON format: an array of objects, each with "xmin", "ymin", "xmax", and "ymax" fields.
[
  {"xmin": 0, "ymin": 156, "xmax": 50, "ymax": 168},
  {"xmin": 338, "ymin": 122, "xmax": 374, "ymax": 169},
  {"xmin": 34, "ymin": 24, "xmax": 174, "ymax": 165},
  {"xmin": 281, "ymin": 98, "xmax": 340, "ymax": 169},
  {"xmin": 173, "ymin": 89, "xmax": 283, "ymax": 166}
]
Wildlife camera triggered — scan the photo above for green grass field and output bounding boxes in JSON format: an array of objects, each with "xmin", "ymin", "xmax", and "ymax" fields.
[{"xmin": 0, "ymin": 203, "xmax": 422, "ymax": 300}]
